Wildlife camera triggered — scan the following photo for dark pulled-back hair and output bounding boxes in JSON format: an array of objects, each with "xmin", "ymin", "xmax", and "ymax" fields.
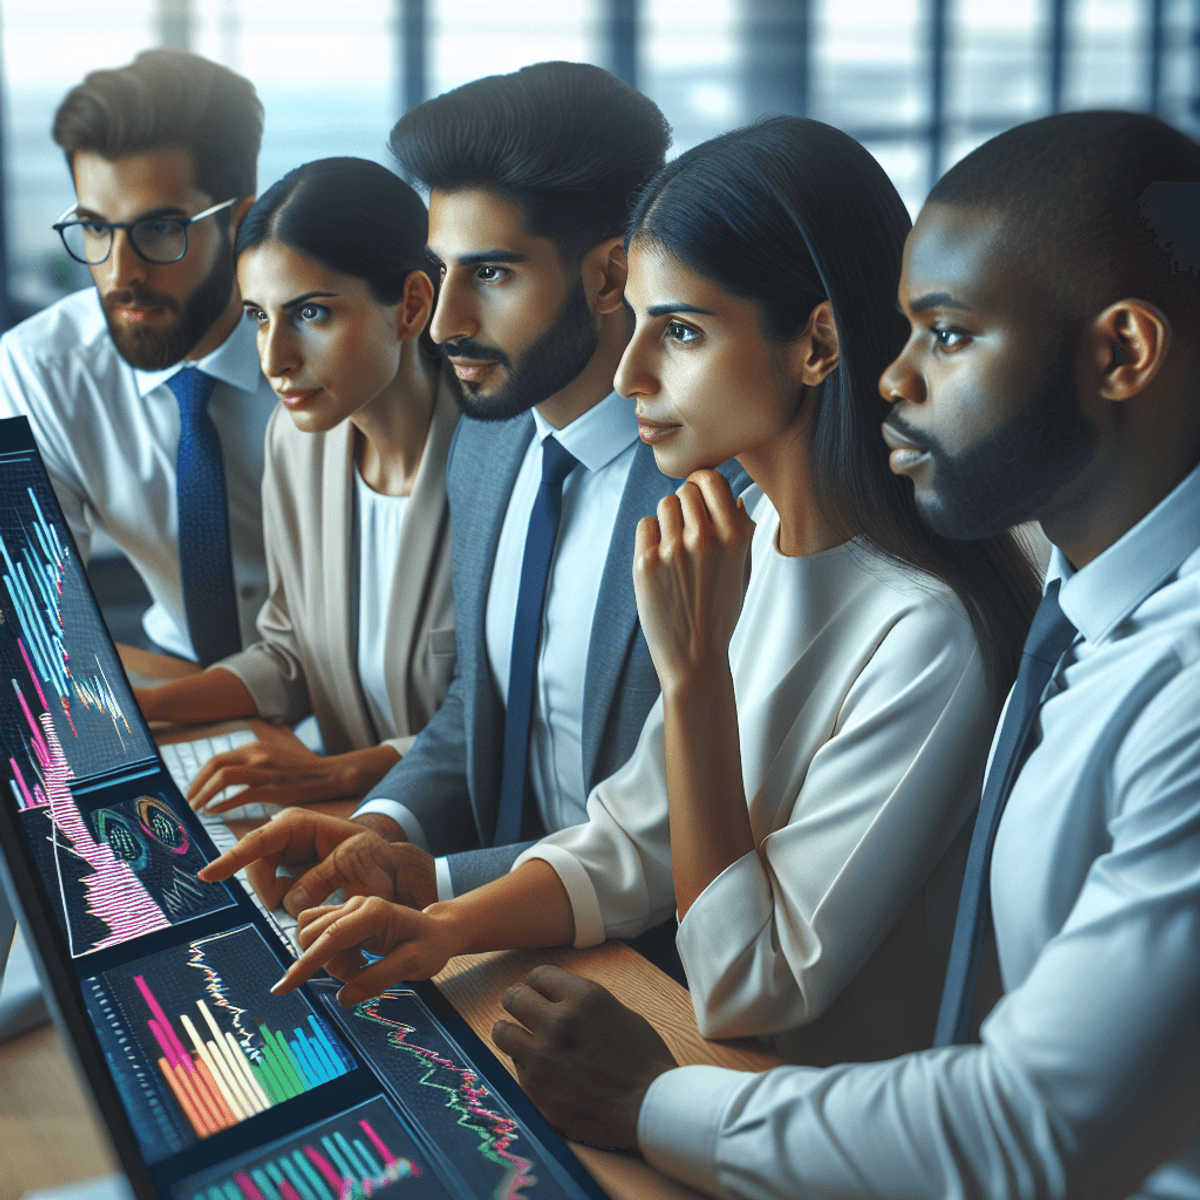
[
  {"xmin": 389, "ymin": 61, "xmax": 671, "ymax": 262},
  {"xmin": 235, "ymin": 157, "xmax": 432, "ymax": 307},
  {"xmin": 630, "ymin": 116, "xmax": 1039, "ymax": 701},
  {"xmin": 53, "ymin": 49, "xmax": 262, "ymax": 203},
  {"xmin": 929, "ymin": 111, "xmax": 1200, "ymax": 320}
]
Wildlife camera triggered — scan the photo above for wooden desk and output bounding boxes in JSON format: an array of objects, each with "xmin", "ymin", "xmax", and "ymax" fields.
[{"xmin": 0, "ymin": 649, "xmax": 782, "ymax": 1199}]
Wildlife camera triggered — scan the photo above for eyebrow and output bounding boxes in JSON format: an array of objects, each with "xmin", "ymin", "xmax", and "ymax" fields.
[
  {"xmin": 282, "ymin": 291, "xmax": 338, "ymax": 309},
  {"xmin": 425, "ymin": 247, "xmax": 528, "ymax": 266},
  {"xmin": 73, "ymin": 204, "xmax": 190, "ymax": 223},
  {"xmin": 907, "ymin": 292, "xmax": 972, "ymax": 314},
  {"xmin": 646, "ymin": 303, "xmax": 716, "ymax": 318}
]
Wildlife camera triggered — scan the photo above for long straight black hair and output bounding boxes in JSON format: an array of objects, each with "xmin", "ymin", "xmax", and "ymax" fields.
[{"xmin": 629, "ymin": 117, "xmax": 1039, "ymax": 701}]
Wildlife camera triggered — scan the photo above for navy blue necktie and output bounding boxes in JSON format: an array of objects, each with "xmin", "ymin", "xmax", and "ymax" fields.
[
  {"xmin": 166, "ymin": 366, "xmax": 242, "ymax": 666},
  {"xmin": 494, "ymin": 436, "xmax": 579, "ymax": 847},
  {"xmin": 934, "ymin": 578, "xmax": 1078, "ymax": 1046}
]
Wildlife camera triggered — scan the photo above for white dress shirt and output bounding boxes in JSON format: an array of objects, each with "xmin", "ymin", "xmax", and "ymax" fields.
[
  {"xmin": 638, "ymin": 463, "xmax": 1200, "ymax": 1200},
  {"xmin": 518, "ymin": 489, "xmax": 992, "ymax": 1050},
  {"xmin": 355, "ymin": 471, "xmax": 410, "ymax": 742},
  {"xmin": 0, "ymin": 289, "xmax": 275, "ymax": 659},
  {"xmin": 356, "ymin": 391, "xmax": 638, "ymax": 899}
]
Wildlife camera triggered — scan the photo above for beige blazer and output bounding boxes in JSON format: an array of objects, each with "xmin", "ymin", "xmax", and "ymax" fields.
[{"xmin": 216, "ymin": 379, "xmax": 458, "ymax": 757}]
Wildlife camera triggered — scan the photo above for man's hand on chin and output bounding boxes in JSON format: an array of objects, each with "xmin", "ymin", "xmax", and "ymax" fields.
[{"xmin": 491, "ymin": 965, "xmax": 678, "ymax": 1150}]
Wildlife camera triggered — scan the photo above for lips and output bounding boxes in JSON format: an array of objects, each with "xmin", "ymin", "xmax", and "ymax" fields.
[
  {"xmin": 447, "ymin": 360, "xmax": 496, "ymax": 382},
  {"xmin": 635, "ymin": 414, "xmax": 681, "ymax": 444},
  {"xmin": 881, "ymin": 419, "xmax": 931, "ymax": 473},
  {"xmin": 277, "ymin": 388, "xmax": 321, "ymax": 408}
]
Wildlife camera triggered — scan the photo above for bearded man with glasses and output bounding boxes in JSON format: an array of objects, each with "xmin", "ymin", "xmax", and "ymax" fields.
[{"xmin": 0, "ymin": 50, "xmax": 276, "ymax": 665}]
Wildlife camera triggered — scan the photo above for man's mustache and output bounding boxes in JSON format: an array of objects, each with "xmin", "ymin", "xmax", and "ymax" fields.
[
  {"xmin": 438, "ymin": 338, "xmax": 511, "ymax": 368},
  {"xmin": 882, "ymin": 411, "xmax": 936, "ymax": 454},
  {"xmin": 101, "ymin": 286, "xmax": 181, "ymax": 315}
]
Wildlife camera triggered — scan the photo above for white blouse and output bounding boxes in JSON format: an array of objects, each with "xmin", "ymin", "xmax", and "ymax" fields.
[
  {"xmin": 516, "ymin": 489, "xmax": 995, "ymax": 1054},
  {"xmin": 355, "ymin": 470, "xmax": 410, "ymax": 743}
]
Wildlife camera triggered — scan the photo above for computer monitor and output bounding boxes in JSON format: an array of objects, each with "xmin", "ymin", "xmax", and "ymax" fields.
[{"xmin": 0, "ymin": 416, "xmax": 604, "ymax": 1200}]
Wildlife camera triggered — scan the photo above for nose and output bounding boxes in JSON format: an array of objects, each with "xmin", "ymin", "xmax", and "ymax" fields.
[
  {"xmin": 258, "ymin": 319, "xmax": 300, "ymax": 382},
  {"xmin": 102, "ymin": 228, "xmax": 149, "ymax": 291},
  {"xmin": 613, "ymin": 327, "xmax": 659, "ymax": 400},
  {"xmin": 428, "ymin": 273, "xmax": 480, "ymax": 346},
  {"xmin": 878, "ymin": 335, "xmax": 926, "ymax": 406}
]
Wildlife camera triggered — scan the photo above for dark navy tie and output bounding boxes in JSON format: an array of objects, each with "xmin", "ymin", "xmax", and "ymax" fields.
[
  {"xmin": 494, "ymin": 435, "xmax": 579, "ymax": 847},
  {"xmin": 166, "ymin": 366, "xmax": 242, "ymax": 666},
  {"xmin": 934, "ymin": 578, "xmax": 1078, "ymax": 1045}
]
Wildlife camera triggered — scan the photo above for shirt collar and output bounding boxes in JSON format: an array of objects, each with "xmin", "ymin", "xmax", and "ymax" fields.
[
  {"xmin": 134, "ymin": 312, "xmax": 264, "ymax": 399},
  {"xmin": 531, "ymin": 390, "xmax": 638, "ymax": 473},
  {"xmin": 1055, "ymin": 458, "xmax": 1200, "ymax": 643}
]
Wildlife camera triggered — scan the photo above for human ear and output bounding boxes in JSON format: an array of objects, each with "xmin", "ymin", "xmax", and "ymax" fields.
[
  {"xmin": 583, "ymin": 236, "xmax": 628, "ymax": 316},
  {"xmin": 789, "ymin": 300, "xmax": 840, "ymax": 388},
  {"xmin": 227, "ymin": 195, "xmax": 256, "ymax": 245},
  {"xmin": 1090, "ymin": 299, "xmax": 1172, "ymax": 401},
  {"xmin": 396, "ymin": 269, "xmax": 436, "ymax": 340}
]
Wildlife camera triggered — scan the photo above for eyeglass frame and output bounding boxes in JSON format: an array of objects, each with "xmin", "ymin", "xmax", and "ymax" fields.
[{"xmin": 52, "ymin": 197, "xmax": 239, "ymax": 266}]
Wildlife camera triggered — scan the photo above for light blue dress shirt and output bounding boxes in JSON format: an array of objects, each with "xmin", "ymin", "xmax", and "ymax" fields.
[{"xmin": 639, "ymin": 461, "xmax": 1200, "ymax": 1200}]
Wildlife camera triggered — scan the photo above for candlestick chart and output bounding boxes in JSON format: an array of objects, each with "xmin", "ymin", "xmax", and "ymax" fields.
[
  {"xmin": 86, "ymin": 925, "xmax": 357, "ymax": 1162},
  {"xmin": 339, "ymin": 989, "xmax": 583, "ymax": 1200},
  {"xmin": 173, "ymin": 1097, "xmax": 452, "ymax": 1200}
]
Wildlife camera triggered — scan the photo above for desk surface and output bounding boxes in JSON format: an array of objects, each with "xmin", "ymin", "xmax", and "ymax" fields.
[{"xmin": 0, "ymin": 647, "xmax": 781, "ymax": 1200}]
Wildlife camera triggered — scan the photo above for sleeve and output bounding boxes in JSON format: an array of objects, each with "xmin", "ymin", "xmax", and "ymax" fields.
[
  {"xmin": 446, "ymin": 841, "xmax": 537, "ymax": 896},
  {"xmin": 638, "ymin": 665, "xmax": 1200, "ymax": 1200},
  {"xmin": 677, "ymin": 609, "xmax": 991, "ymax": 1039},
  {"xmin": 0, "ymin": 334, "xmax": 94, "ymax": 562},
  {"xmin": 213, "ymin": 410, "xmax": 313, "ymax": 726}
]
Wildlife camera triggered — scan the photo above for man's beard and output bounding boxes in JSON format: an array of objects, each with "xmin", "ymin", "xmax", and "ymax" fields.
[
  {"xmin": 102, "ymin": 245, "xmax": 235, "ymax": 371},
  {"xmin": 885, "ymin": 354, "xmax": 1097, "ymax": 540},
  {"xmin": 441, "ymin": 276, "xmax": 600, "ymax": 422}
]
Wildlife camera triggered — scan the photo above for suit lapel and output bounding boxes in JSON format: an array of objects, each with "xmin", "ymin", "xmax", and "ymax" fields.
[
  {"xmin": 383, "ymin": 379, "xmax": 458, "ymax": 738},
  {"xmin": 580, "ymin": 439, "xmax": 673, "ymax": 787}
]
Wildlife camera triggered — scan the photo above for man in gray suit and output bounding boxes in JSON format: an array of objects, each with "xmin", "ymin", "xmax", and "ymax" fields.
[{"xmin": 206, "ymin": 64, "xmax": 737, "ymax": 944}]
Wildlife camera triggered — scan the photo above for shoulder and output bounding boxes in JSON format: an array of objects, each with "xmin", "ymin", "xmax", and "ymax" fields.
[{"xmin": 1, "ymin": 290, "xmax": 111, "ymax": 371}]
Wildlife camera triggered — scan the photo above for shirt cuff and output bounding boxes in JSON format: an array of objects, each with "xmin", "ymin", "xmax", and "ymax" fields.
[
  {"xmin": 638, "ymin": 1065, "xmax": 748, "ymax": 1198},
  {"xmin": 352, "ymin": 798, "xmax": 430, "ymax": 853},
  {"xmin": 512, "ymin": 843, "xmax": 605, "ymax": 948},
  {"xmin": 434, "ymin": 856, "xmax": 454, "ymax": 902}
]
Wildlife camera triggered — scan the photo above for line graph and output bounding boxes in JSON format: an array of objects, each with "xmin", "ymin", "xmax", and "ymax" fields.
[
  {"xmin": 340, "ymin": 989, "xmax": 583, "ymax": 1200},
  {"xmin": 173, "ymin": 1097, "xmax": 451, "ymax": 1200},
  {"xmin": 89, "ymin": 925, "xmax": 357, "ymax": 1157}
]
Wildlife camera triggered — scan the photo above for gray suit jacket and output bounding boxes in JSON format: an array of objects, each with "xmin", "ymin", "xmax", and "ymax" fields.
[{"xmin": 361, "ymin": 409, "xmax": 747, "ymax": 894}]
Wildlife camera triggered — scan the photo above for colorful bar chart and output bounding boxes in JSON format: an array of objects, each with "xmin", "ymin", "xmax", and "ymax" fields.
[
  {"xmin": 173, "ymin": 1098, "xmax": 452, "ymax": 1200},
  {"xmin": 96, "ymin": 926, "xmax": 357, "ymax": 1152}
]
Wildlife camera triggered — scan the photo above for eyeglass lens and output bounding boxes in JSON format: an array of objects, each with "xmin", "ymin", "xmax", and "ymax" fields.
[{"xmin": 61, "ymin": 218, "xmax": 188, "ymax": 265}]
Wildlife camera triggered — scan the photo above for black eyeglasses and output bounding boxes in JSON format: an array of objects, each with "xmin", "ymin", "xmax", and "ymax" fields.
[{"xmin": 52, "ymin": 198, "xmax": 238, "ymax": 266}]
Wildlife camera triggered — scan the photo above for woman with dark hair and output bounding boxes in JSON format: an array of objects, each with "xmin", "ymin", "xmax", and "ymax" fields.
[
  {"xmin": 272, "ymin": 120, "xmax": 1038, "ymax": 1064},
  {"xmin": 137, "ymin": 157, "xmax": 458, "ymax": 812}
]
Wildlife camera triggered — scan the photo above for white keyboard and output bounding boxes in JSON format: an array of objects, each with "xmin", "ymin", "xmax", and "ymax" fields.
[
  {"xmin": 158, "ymin": 730, "xmax": 300, "ymax": 956},
  {"xmin": 159, "ymin": 729, "xmax": 283, "ymax": 819}
]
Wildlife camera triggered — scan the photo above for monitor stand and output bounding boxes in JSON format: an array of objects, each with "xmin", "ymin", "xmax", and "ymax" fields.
[{"xmin": 0, "ymin": 887, "xmax": 50, "ymax": 1042}]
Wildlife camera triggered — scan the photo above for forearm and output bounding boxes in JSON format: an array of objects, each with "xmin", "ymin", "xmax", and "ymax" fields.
[
  {"xmin": 663, "ymin": 665, "xmax": 754, "ymax": 917},
  {"xmin": 137, "ymin": 665, "xmax": 258, "ymax": 724},
  {"xmin": 427, "ymin": 860, "xmax": 575, "ymax": 956}
]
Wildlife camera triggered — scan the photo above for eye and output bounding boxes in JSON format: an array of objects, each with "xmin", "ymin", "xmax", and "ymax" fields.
[
  {"xmin": 474, "ymin": 265, "xmax": 508, "ymax": 284},
  {"xmin": 933, "ymin": 326, "xmax": 970, "ymax": 351},
  {"xmin": 243, "ymin": 306, "xmax": 266, "ymax": 325},
  {"xmin": 665, "ymin": 320, "xmax": 701, "ymax": 347},
  {"xmin": 297, "ymin": 303, "xmax": 329, "ymax": 322}
]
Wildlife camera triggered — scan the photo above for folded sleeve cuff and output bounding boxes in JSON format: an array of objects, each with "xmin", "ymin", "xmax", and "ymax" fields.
[
  {"xmin": 638, "ymin": 1065, "xmax": 747, "ymax": 1197},
  {"xmin": 352, "ymin": 798, "xmax": 430, "ymax": 853},
  {"xmin": 513, "ymin": 843, "xmax": 606, "ymax": 949},
  {"xmin": 212, "ymin": 649, "xmax": 306, "ymax": 726},
  {"xmin": 434, "ymin": 856, "xmax": 454, "ymax": 902}
]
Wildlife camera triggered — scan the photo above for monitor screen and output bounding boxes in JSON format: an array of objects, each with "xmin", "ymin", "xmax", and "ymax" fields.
[{"xmin": 0, "ymin": 416, "xmax": 604, "ymax": 1200}]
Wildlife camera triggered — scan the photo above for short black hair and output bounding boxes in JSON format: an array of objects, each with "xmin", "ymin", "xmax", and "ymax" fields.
[
  {"xmin": 235, "ymin": 157, "xmax": 431, "ymax": 305},
  {"xmin": 389, "ymin": 61, "xmax": 671, "ymax": 262},
  {"xmin": 53, "ymin": 49, "xmax": 263, "ymax": 203},
  {"xmin": 929, "ymin": 110, "xmax": 1200, "ymax": 319}
]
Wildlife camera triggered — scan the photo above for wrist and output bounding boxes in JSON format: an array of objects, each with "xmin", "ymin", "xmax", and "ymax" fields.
[
  {"xmin": 352, "ymin": 811, "xmax": 405, "ymax": 841},
  {"xmin": 422, "ymin": 899, "xmax": 471, "ymax": 959}
]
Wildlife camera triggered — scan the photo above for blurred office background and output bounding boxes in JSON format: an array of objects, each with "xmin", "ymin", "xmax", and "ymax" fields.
[{"xmin": 0, "ymin": 0, "xmax": 1197, "ymax": 635}]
